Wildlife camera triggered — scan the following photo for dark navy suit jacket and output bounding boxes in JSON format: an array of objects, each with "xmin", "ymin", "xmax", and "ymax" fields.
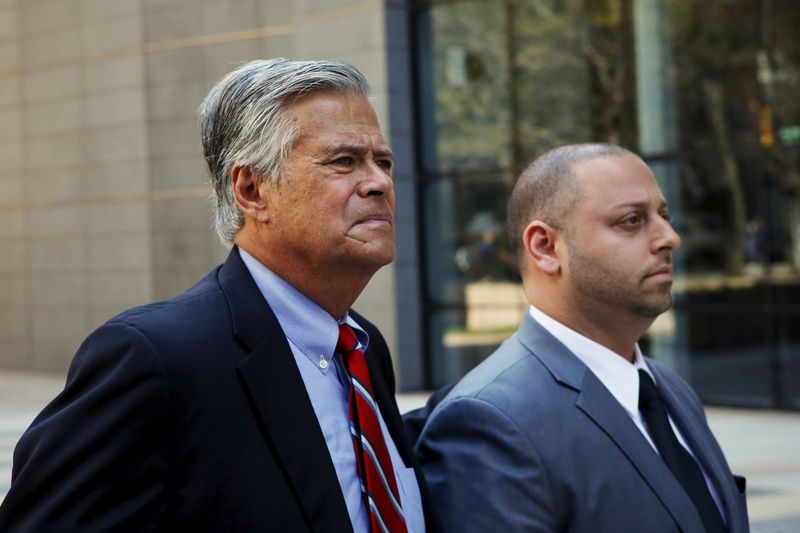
[{"xmin": 0, "ymin": 249, "xmax": 436, "ymax": 532}]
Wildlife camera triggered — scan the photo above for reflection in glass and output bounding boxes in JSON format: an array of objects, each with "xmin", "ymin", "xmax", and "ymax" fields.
[{"xmin": 415, "ymin": 0, "xmax": 800, "ymax": 407}]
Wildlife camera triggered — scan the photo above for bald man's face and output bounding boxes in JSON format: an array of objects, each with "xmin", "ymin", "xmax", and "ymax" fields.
[{"xmin": 559, "ymin": 155, "xmax": 681, "ymax": 321}]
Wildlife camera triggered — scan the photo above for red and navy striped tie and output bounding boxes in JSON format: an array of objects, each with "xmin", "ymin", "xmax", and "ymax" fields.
[{"xmin": 337, "ymin": 324, "xmax": 407, "ymax": 533}]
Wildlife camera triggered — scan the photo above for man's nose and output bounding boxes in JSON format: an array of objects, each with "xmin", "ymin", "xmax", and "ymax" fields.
[
  {"xmin": 359, "ymin": 161, "xmax": 393, "ymax": 197},
  {"xmin": 653, "ymin": 216, "xmax": 681, "ymax": 252}
]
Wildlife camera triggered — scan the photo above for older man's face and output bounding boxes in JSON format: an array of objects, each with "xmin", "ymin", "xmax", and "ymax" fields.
[{"xmin": 262, "ymin": 92, "xmax": 396, "ymax": 275}]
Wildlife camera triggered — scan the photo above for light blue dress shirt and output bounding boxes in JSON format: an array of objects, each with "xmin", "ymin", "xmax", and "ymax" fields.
[{"xmin": 239, "ymin": 249, "xmax": 424, "ymax": 533}]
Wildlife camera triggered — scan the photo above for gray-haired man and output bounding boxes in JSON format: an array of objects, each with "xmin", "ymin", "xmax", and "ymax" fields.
[{"xmin": 0, "ymin": 59, "xmax": 435, "ymax": 532}]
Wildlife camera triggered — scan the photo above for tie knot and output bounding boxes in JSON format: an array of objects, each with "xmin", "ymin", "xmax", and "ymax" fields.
[
  {"xmin": 336, "ymin": 323, "xmax": 359, "ymax": 355},
  {"xmin": 638, "ymin": 369, "xmax": 662, "ymax": 406}
]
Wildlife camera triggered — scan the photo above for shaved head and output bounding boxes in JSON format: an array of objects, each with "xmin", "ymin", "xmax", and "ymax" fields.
[{"xmin": 507, "ymin": 143, "xmax": 640, "ymax": 263}]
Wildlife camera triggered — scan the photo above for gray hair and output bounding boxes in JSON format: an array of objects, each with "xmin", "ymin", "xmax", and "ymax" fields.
[
  {"xmin": 507, "ymin": 143, "xmax": 639, "ymax": 262},
  {"xmin": 198, "ymin": 58, "xmax": 372, "ymax": 244}
]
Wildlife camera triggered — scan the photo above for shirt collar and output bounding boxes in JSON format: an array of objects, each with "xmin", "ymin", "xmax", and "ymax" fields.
[
  {"xmin": 528, "ymin": 304, "xmax": 654, "ymax": 419},
  {"xmin": 238, "ymin": 248, "xmax": 370, "ymax": 374}
]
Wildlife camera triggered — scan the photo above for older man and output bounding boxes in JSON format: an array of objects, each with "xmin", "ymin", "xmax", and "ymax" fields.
[
  {"xmin": 414, "ymin": 144, "xmax": 749, "ymax": 532},
  {"xmin": 0, "ymin": 59, "xmax": 433, "ymax": 532}
]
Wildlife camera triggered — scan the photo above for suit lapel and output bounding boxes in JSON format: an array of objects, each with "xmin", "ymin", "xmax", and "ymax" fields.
[
  {"xmin": 219, "ymin": 249, "xmax": 353, "ymax": 533},
  {"xmin": 517, "ymin": 314, "xmax": 705, "ymax": 532},
  {"xmin": 575, "ymin": 375, "xmax": 705, "ymax": 532}
]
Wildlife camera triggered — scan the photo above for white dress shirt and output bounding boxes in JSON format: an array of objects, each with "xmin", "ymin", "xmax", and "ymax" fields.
[
  {"xmin": 240, "ymin": 249, "xmax": 424, "ymax": 533},
  {"xmin": 528, "ymin": 305, "xmax": 724, "ymax": 517}
]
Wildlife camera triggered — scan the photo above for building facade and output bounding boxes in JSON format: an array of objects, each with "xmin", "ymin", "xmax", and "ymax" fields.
[{"xmin": 1, "ymin": 0, "xmax": 798, "ymax": 410}]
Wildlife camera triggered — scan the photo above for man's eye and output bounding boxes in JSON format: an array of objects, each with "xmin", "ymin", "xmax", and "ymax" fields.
[
  {"xmin": 333, "ymin": 157, "xmax": 354, "ymax": 166},
  {"xmin": 622, "ymin": 214, "xmax": 642, "ymax": 225},
  {"xmin": 376, "ymin": 159, "xmax": 393, "ymax": 170}
]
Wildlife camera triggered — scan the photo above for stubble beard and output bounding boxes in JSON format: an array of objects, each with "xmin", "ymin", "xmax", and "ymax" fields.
[{"xmin": 566, "ymin": 241, "xmax": 673, "ymax": 319}]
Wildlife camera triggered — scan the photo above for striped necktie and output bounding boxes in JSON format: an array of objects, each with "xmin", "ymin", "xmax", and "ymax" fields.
[{"xmin": 337, "ymin": 324, "xmax": 407, "ymax": 533}]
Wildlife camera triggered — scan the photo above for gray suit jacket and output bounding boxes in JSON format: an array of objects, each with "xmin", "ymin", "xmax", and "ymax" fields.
[{"xmin": 415, "ymin": 312, "xmax": 749, "ymax": 532}]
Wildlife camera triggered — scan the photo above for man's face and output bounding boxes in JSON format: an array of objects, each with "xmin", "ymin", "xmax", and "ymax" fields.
[
  {"xmin": 261, "ymin": 92, "xmax": 396, "ymax": 274},
  {"xmin": 560, "ymin": 155, "xmax": 681, "ymax": 320}
]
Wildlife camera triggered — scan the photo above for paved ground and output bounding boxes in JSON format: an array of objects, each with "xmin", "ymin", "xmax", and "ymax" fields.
[{"xmin": 1, "ymin": 371, "xmax": 798, "ymax": 531}]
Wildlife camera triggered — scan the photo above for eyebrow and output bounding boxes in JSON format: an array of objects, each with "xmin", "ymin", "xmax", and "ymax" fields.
[
  {"xmin": 316, "ymin": 143, "xmax": 393, "ymax": 160},
  {"xmin": 611, "ymin": 199, "xmax": 669, "ymax": 210}
]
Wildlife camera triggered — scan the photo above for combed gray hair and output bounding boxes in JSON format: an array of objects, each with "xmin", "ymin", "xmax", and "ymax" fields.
[
  {"xmin": 507, "ymin": 143, "xmax": 639, "ymax": 262},
  {"xmin": 199, "ymin": 58, "xmax": 372, "ymax": 244}
]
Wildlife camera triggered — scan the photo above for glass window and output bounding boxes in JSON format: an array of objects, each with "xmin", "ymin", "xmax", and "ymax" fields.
[{"xmin": 414, "ymin": 0, "xmax": 800, "ymax": 406}]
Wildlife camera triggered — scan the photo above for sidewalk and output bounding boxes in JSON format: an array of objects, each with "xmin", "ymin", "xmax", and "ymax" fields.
[{"xmin": 2, "ymin": 371, "xmax": 798, "ymax": 532}]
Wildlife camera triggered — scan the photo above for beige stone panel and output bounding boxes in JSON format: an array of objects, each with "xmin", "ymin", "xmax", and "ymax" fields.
[
  {"xmin": 85, "ymin": 123, "xmax": 147, "ymax": 163},
  {"xmin": 0, "ymin": 211, "xmax": 25, "ymax": 240},
  {"xmin": 31, "ymin": 237, "xmax": 88, "ymax": 273},
  {"xmin": 0, "ymin": 274, "xmax": 27, "ymax": 307},
  {"xmin": 29, "ymin": 337, "xmax": 83, "ymax": 374},
  {"xmin": 145, "ymin": 47, "xmax": 204, "ymax": 84},
  {"xmin": 32, "ymin": 335, "xmax": 85, "ymax": 372},
  {"xmin": 88, "ymin": 269, "xmax": 153, "ymax": 309},
  {"xmin": 153, "ymin": 265, "xmax": 210, "ymax": 300},
  {"xmin": 26, "ymin": 167, "xmax": 84, "ymax": 203},
  {"xmin": 82, "ymin": 14, "xmax": 143, "ymax": 57},
  {"xmin": 85, "ymin": 88, "xmax": 146, "ymax": 129},
  {"xmin": 200, "ymin": 0, "xmax": 260, "ymax": 35},
  {"xmin": 0, "ymin": 241, "xmax": 26, "ymax": 273},
  {"xmin": 259, "ymin": 34, "xmax": 295, "ymax": 59},
  {"xmin": 0, "ymin": 76, "xmax": 20, "ymax": 106},
  {"xmin": 88, "ymin": 234, "xmax": 151, "ymax": 270},
  {"xmin": 354, "ymin": 261, "xmax": 397, "ymax": 357},
  {"xmin": 83, "ymin": 159, "xmax": 149, "ymax": 199},
  {"xmin": 148, "ymin": 118, "xmax": 203, "ymax": 158},
  {"xmin": 84, "ymin": 55, "xmax": 145, "ymax": 94},
  {"xmin": 0, "ymin": 140, "xmax": 23, "ymax": 175},
  {"xmin": 151, "ymin": 197, "xmax": 212, "ymax": 233},
  {"xmin": 0, "ymin": 176, "xmax": 24, "ymax": 204},
  {"xmin": 150, "ymin": 154, "xmax": 209, "ymax": 191},
  {"xmin": 23, "ymin": 27, "xmax": 83, "ymax": 69},
  {"xmin": 254, "ymin": 0, "xmax": 293, "ymax": 27},
  {"xmin": 80, "ymin": 0, "xmax": 140, "ymax": 23},
  {"xmin": 0, "ymin": 41, "xmax": 19, "ymax": 75},
  {"xmin": 0, "ymin": 338, "xmax": 29, "ymax": 368},
  {"xmin": 90, "ymin": 306, "xmax": 129, "ymax": 328},
  {"xmin": 0, "ymin": 308, "xmax": 26, "ymax": 338},
  {"xmin": 31, "ymin": 271, "xmax": 87, "ymax": 308},
  {"xmin": 294, "ymin": 8, "xmax": 384, "ymax": 57},
  {"xmin": 147, "ymin": 80, "xmax": 207, "ymax": 121},
  {"xmin": 295, "ymin": 0, "xmax": 370, "ymax": 14},
  {"xmin": 26, "ymin": 98, "xmax": 82, "ymax": 136},
  {"xmin": 0, "ymin": 106, "xmax": 21, "ymax": 141},
  {"xmin": 86, "ymin": 201, "xmax": 150, "ymax": 236},
  {"xmin": 26, "ymin": 134, "xmax": 83, "ymax": 171},
  {"xmin": 206, "ymin": 230, "xmax": 230, "ymax": 264},
  {"xmin": 144, "ymin": 3, "xmax": 202, "ymax": 43},
  {"xmin": 0, "ymin": 5, "xmax": 18, "ymax": 45},
  {"xmin": 28, "ymin": 206, "xmax": 84, "ymax": 238},
  {"xmin": 32, "ymin": 307, "xmax": 89, "ymax": 339},
  {"xmin": 144, "ymin": 0, "xmax": 194, "ymax": 10},
  {"xmin": 201, "ymin": 41, "xmax": 261, "ymax": 83},
  {"xmin": 21, "ymin": 0, "xmax": 80, "ymax": 36},
  {"xmin": 22, "ymin": 65, "xmax": 82, "ymax": 103},
  {"xmin": 153, "ymin": 229, "xmax": 212, "ymax": 270}
]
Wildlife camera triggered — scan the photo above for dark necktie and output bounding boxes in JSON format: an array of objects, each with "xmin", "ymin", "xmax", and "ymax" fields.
[
  {"xmin": 638, "ymin": 369, "xmax": 727, "ymax": 533},
  {"xmin": 337, "ymin": 324, "xmax": 407, "ymax": 533}
]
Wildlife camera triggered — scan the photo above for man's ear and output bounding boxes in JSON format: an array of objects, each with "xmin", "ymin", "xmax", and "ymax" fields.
[
  {"xmin": 522, "ymin": 220, "xmax": 561, "ymax": 275},
  {"xmin": 231, "ymin": 164, "xmax": 269, "ymax": 223}
]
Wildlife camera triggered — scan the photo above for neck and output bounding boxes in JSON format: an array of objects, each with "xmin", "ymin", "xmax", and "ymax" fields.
[
  {"xmin": 528, "ymin": 289, "xmax": 649, "ymax": 363},
  {"xmin": 236, "ymin": 238, "xmax": 373, "ymax": 320}
]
